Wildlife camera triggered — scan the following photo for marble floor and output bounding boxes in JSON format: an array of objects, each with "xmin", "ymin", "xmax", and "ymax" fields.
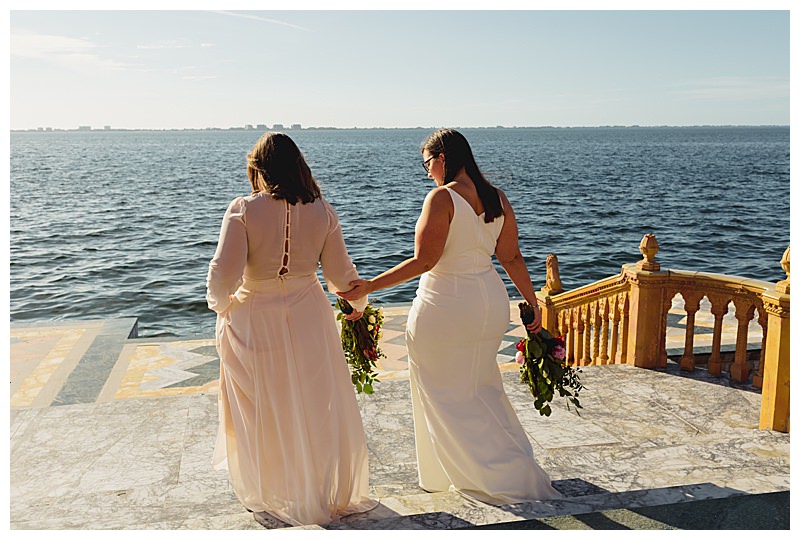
[{"xmin": 9, "ymin": 299, "xmax": 786, "ymax": 530}]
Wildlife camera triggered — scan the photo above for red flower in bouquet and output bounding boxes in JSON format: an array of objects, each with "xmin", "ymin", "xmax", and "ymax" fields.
[
  {"xmin": 517, "ymin": 302, "xmax": 584, "ymax": 417},
  {"xmin": 515, "ymin": 339, "xmax": 526, "ymax": 365}
]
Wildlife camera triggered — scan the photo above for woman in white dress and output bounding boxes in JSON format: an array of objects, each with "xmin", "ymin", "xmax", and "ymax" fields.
[
  {"xmin": 340, "ymin": 128, "xmax": 561, "ymax": 505},
  {"xmin": 206, "ymin": 132, "xmax": 377, "ymax": 526}
]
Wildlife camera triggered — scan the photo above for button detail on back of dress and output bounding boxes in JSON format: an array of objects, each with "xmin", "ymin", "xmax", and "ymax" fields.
[{"xmin": 279, "ymin": 200, "xmax": 291, "ymax": 277}]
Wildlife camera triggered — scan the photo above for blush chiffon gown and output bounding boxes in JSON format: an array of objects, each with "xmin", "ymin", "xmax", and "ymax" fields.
[
  {"xmin": 206, "ymin": 193, "xmax": 377, "ymax": 526},
  {"xmin": 406, "ymin": 187, "xmax": 561, "ymax": 505}
]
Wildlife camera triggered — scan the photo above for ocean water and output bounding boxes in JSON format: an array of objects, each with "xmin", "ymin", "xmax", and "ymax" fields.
[{"xmin": 9, "ymin": 127, "xmax": 790, "ymax": 337}]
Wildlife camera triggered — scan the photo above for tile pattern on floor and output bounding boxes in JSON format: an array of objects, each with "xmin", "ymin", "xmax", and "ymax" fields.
[{"xmin": 10, "ymin": 297, "xmax": 763, "ymax": 410}]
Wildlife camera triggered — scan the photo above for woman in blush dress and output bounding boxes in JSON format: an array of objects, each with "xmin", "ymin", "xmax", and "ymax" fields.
[
  {"xmin": 206, "ymin": 132, "xmax": 377, "ymax": 526},
  {"xmin": 339, "ymin": 128, "xmax": 561, "ymax": 505}
]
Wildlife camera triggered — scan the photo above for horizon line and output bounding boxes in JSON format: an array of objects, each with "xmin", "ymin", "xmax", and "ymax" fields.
[{"xmin": 11, "ymin": 123, "xmax": 790, "ymax": 132}]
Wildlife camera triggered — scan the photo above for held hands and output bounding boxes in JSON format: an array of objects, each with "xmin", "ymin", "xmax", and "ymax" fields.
[
  {"xmin": 343, "ymin": 309, "xmax": 364, "ymax": 322},
  {"xmin": 337, "ymin": 279, "xmax": 373, "ymax": 302}
]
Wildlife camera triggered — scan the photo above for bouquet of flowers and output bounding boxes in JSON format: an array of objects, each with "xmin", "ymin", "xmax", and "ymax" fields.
[
  {"xmin": 516, "ymin": 302, "xmax": 584, "ymax": 416},
  {"xmin": 336, "ymin": 298, "xmax": 385, "ymax": 395}
]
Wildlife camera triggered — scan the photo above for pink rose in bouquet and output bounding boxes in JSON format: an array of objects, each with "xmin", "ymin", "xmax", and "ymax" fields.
[{"xmin": 515, "ymin": 350, "xmax": 526, "ymax": 365}]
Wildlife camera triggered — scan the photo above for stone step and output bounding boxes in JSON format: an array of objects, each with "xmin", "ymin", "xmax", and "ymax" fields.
[
  {"xmin": 284, "ymin": 482, "xmax": 779, "ymax": 530},
  {"xmin": 470, "ymin": 491, "xmax": 790, "ymax": 530}
]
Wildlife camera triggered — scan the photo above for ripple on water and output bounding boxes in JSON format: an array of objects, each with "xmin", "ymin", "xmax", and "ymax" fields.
[{"xmin": 10, "ymin": 127, "xmax": 790, "ymax": 337}]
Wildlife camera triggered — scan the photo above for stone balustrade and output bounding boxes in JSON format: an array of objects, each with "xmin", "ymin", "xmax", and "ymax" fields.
[{"xmin": 535, "ymin": 235, "xmax": 790, "ymax": 433}]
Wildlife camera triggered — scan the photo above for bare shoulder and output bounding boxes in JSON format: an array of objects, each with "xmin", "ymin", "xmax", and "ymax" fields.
[
  {"xmin": 424, "ymin": 186, "xmax": 454, "ymax": 207},
  {"xmin": 495, "ymin": 187, "xmax": 510, "ymax": 205},
  {"xmin": 495, "ymin": 187, "xmax": 515, "ymax": 213}
]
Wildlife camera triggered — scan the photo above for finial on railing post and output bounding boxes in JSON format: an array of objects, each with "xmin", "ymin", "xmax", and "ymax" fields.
[
  {"xmin": 776, "ymin": 246, "xmax": 790, "ymax": 294},
  {"xmin": 623, "ymin": 233, "xmax": 667, "ymax": 368},
  {"xmin": 540, "ymin": 254, "xmax": 564, "ymax": 295},
  {"xmin": 636, "ymin": 233, "xmax": 661, "ymax": 271}
]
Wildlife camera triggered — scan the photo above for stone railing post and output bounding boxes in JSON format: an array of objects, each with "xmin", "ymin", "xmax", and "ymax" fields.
[
  {"xmin": 623, "ymin": 234, "xmax": 669, "ymax": 368},
  {"xmin": 759, "ymin": 246, "xmax": 790, "ymax": 432},
  {"xmin": 536, "ymin": 293, "xmax": 558, "ymax": 335},
  {"xmin": 536, "ymin": 253, "xmax": 564, "ymax": 336}
]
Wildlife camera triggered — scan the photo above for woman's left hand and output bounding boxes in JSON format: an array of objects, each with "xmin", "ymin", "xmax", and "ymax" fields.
[
  {"xmin": 343, "ymin": 309, "xmax": 364, "ymax": 321},
  {"xmin": 525, "ymin": 304, "xmax": 543, "ymax": 334},
  {"xmin": 338, "ymin": 279, "xmax": 373, "ymax": 301}
]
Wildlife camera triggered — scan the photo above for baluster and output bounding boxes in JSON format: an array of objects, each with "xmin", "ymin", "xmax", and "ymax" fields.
[
  {"xmin": 555, "ymin": 309, "xmax": 564, "ymax": 341},
  {"xmin": 565, "ymin": 309, "xmax": 575, "ymax": 365},
  {"xmin": 680, "ymin": 292, "xmax": 703, "ymax": 371},
  {"xmin": 618, "ymin": 292, "xmax": 629, "ymax": 364},
  {"xmin": 731, "ymin": 298, "xmax": 756, "ymax": 382},
  {"xmin": 582, "ymin": 304, "xmax": 592, "ymax": 366},
  {"xmin": 557, "ymin": 310, "xmax": 568, "ymax": 364},
  {"xmin": 707, "ymin": 295, "xmax": 730, "ymax": 376},
  {"xmin": 752, "ymin": 305, "xmax": 768, "ymax": 388},
  {"xmin": 609, "ymin": 295, "xmax": 620, "ymax": 364},
  {"xmin": 590, "ymin": 301, "xmax": 601, "ymax": 364},
  {"xmin": 598, "ymin": 297, "xmax": 610, "ymax": 364},
  {"xmin": 574, "ymin": 306, "xmax": 585, "ymax": 366}
]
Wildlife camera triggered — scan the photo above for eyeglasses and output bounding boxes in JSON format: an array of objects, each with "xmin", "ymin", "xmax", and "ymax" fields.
[{"xmin": 422, "ymin": 155, "xmax": 438, "ymax": 172}]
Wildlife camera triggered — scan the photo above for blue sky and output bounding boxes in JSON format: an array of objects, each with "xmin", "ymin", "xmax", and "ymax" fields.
[{"xmin": 7, "ymin": 3, "xmax": 793, "ymax": 130}]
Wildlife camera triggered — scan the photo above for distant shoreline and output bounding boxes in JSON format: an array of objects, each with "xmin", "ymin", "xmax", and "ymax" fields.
[{"xmin": 10, "ymin": 125, "xmax": 789, "ymax": 133}]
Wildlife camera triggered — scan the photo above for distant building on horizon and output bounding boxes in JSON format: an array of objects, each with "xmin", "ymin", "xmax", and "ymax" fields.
[
  {"xmin": 256, "ymin": 124, "xmax": 268, "ymax": 130},
  {"xmin": 290, "ymin": 124, "xmax": 302, "ymax": 130},
  {"xmin": 78, "ymin": 126, "xmax": 92, "ymax": 131},
  {"xmin": 272, "ymin": 123, "xmax": 284, "ymax": 130},
  {"xmin": 104, "ymin": 125, "xmax": 111, "ymax": 130},
  {"xmin": 244, "ymin": 124, "xmax": 254, "ymax": 130}
]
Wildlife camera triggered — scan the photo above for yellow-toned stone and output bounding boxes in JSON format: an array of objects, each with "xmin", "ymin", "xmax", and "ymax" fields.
[
  {"xmin": 776, "ymin": 246, "xmax": 790, "ymax": 294},
  {"xmin": 636, "ymin": 233, "xmax": 661, "ymax": 271},
  {"xmin": 535, "ymin": 293, "xmax": 559, "ymax": 336},
  {"xmin": 10, "ymin": 328, "xmax": 86, "ymax": 408},
  {"xmin": 623, "ymin": 265, "xmax": 668, "ymax": 368},
  {"xmin": 759, "ymin": 290, "xmax": 790, "ymax": 432}
]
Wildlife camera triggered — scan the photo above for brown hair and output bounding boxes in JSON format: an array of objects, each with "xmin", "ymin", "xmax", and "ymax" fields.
[
  {"xmin": 422, "ymin": 129, "xmax": 503, "ymax": 223},
  {"xmin": 247, "ymin": 132, "xmax": 321, "ymax": 204}
]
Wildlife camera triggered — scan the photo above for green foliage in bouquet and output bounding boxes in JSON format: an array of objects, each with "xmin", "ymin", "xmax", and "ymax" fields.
[
  {"xmin": 336, "ymin": 298, "xmax": 385, "ymax": 395},
  {"xmin": 517, "ymin": 302, "xmax": 584, "ymax": 416}
]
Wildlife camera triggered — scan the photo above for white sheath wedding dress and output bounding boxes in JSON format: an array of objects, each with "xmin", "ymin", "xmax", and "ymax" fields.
[{"xmin": 406, "ymin": 187, "xmax": 561, "ymax": 505}]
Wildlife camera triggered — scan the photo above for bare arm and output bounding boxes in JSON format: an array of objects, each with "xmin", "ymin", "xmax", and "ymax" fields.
[
  {"xmin": 494, "ymin": 190, "xmax": 542, "ymax": 332},
  {"xmin": 338, "ymin": 187, "xmax": 452, "ymax": 299}
]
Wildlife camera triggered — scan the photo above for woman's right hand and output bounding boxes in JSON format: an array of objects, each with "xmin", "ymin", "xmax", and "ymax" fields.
[{"xmin": 338, "ymin": 279, "xmax": 373, "ymax": 301}]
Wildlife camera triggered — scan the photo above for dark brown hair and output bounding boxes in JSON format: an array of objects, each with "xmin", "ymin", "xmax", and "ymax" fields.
[
  {"xmin": 421, "ymin": 129, "xmax": 503, "ymax": 223},
  {"xmin": 247, "ymin": 132, "xmax": 321, "ymax": 204}
]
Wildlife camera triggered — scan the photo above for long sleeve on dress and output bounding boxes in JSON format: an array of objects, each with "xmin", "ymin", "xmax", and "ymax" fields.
[
  {"xmin": 206, "ymin": 197, "xmax": 247, "ymax": 314},
  {"xmin": 320, "ymin": 200, "xmax": 368, "ymax": 312}
]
